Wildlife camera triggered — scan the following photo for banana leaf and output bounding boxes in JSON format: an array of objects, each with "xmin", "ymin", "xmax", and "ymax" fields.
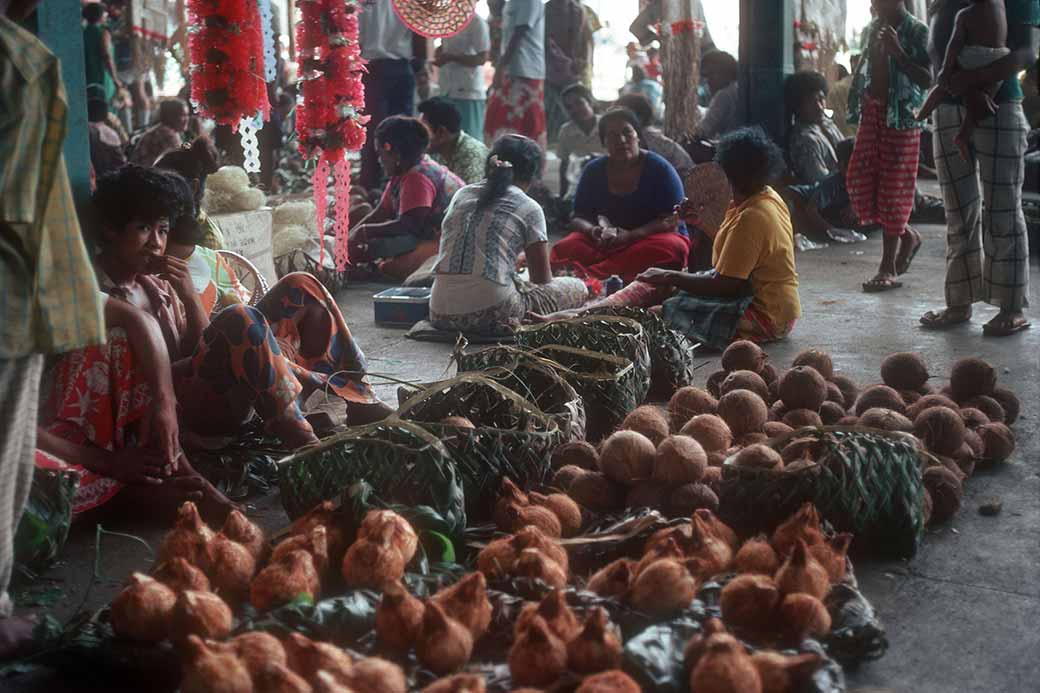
[
  {"xmin": 187, "ymin": 423, "xmax": 284, "ymax": 502},
  {"xmin": 14, "ymin": 468, "xmax": 78, "ymax": 571}
]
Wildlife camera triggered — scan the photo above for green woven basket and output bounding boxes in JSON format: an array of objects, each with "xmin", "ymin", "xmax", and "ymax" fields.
[
  {"xmin": 516, "ymin": 316, "xmax": 651, "ymax": 405},
  {"xmin": 718, "ymin": 427, "xmax": 927, "ymax": 558},
  {"xmin": 278, "ymin": 419, "xmax": 465, "ymax": 532},
  {"xmin": 581, "ymin": 306, "xmax": 701, "ymax": 401},
  {"xmin": 396, "ymin": 373, "xmax": 562, "ymax": 522}
]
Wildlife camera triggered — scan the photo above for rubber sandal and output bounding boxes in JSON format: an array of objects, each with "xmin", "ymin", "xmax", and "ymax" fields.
[
  {"xmin": 896, "ymin": 228, "xmax": 922, "ymax": 275},
  {"xmin": 982, "ymin": 317, "xmax": 1031, "ymax": 337},
  {"xmin": 862, "ymin": 277, "xmax": 903, "ymax": 293},
  {"xmin": 919, "ymin": 309, "xmax": 971, "ymax": 329}
]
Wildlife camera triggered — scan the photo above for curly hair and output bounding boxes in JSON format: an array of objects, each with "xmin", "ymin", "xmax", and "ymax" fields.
[
  {"xmin": 616, "ymin": 92, "xmax": 654, "ymax": 128},
  {"xmin": 784, "ymin": 70, "xmax": 829, "ymax": 123},
  {"xmin": 375, "ymin": 116, "xmax": 432, "ymax": 161},
  {"xmin": 92, "ymin": 165, "xmax": 192, "ymax": 241},
  {"xmin": 417, "ymin": 97, "xmax": 463, "ymax": 134},
  {"xmin": 715, "ymin": 127, "xmax": 785, "ymax": 197}
]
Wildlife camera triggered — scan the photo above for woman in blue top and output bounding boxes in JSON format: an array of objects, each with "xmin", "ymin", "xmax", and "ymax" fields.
[{"xmin": 550, "ymin": 107, "xmax": 688, "ymax": 282}]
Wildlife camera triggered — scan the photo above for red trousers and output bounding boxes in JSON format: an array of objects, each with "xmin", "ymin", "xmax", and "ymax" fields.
[
  {"xmin": 550, "ymin": 231, "xmax": 691, "ymax": 283},
  {"xmin": 846, "ymin": 95, "xmax": 921, "ymax": 237}
]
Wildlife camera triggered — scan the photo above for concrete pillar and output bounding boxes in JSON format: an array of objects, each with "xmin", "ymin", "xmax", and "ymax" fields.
[
  {"xmin": 738, "ymin": 0, "xmax": 795, "ymax": 142},
  {"xmin": 35, "ymin": 2, "xmax": 91, "ymax": 207}
]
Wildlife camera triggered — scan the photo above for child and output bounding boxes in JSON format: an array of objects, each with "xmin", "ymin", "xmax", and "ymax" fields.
[
  {"xmin": 846, "ymin": 0, "xmax": 932, "ymax": 293},
  {"xmin": 917, "ymin": 1, "xmax": 1008, "ymax": 160}
]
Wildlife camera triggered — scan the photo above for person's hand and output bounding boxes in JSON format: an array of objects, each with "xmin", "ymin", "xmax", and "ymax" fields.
[
  {"xmin": 942, "ymin": 67, "xmax": 969, "ymax": 97},
  {"xmin": 492, "ymin": 68, "xmax": 504, "ymax": 90},
  {"xmin": 598, "ymin": 230, "xmax": 632, "ymax": 251},
  {"xmin": 880, "ymin": 26, "xmax": 906, "ymax": 61},
  {"xmin": 153, "ymin": 255, "xmax": 195, "ymax": 299},
  {"xmin": 91, "ymin": 447, "xmax": 172, "ymax": 485},
  {"xmin": 636, "ymin": 267, "xmax": 678, "ymax": 286},
  {"xmin": 137, "ymin": 396, "xmax": 180, "ymax": 470}
]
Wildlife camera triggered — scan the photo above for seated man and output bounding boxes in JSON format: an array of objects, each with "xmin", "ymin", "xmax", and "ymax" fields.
[
  {"xmin": 535, "ymin": 127, "xmax": 801, "ymax": 349},
  {"xmin": 556, "ymin": 83, "xmax": 604, "ymax": 200},
  {"xmin": 418, "ymin": 97, "xmax": 490, "ymax": 185},
  {"xmin": 130, "ymin": 97, "xmax": 189, "ymax": 166}
]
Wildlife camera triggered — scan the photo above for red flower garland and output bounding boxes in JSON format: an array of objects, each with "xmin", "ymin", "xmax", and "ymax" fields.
[
  {"xmin": 296, "ymin": 0, "xmax": 369, "ymax": 270},
  {"xmin": 187, "ymin": 0, "xmax": 270, "ymax": 129}
]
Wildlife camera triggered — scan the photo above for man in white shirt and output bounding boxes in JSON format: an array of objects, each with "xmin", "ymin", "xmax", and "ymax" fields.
[
  {"xmin": 484, "ymin": 0, "xmax": 548, "ymax": 148},
  {"xmin": 555, "ymin": 84, "xmax": 603, "ymax": 199},
  {"xmin": 435, "ymin": 14, "xmax": 491, "ymax": 141},
  {"xmin": 358, "ymin": 0, "xmax": 428, "ymax": 189}
]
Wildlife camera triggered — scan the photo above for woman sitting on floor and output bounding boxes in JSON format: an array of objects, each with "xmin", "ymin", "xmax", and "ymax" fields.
[
  {"xmin": 35, "ymin": 165, "xmax": 390, "ymax": 521},
  {"xmin": 350, "ymin": 116, "xmax": 464, "ymax": 282},
  {"xmin": 549, "ymin": 107, "xmax": 689, "ymax": 283},
  {"xmin": 533, "ymin": 127, "xmax": 801, "ymax": 348},
  {"xmin": 430, "ymin": 135, "xmax": 588, "ymax": 335}
]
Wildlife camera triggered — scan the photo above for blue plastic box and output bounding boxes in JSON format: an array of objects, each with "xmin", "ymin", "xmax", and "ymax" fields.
[{"xmin": 373, "ymin": 287, "xmax": 432, "ymax": 327}]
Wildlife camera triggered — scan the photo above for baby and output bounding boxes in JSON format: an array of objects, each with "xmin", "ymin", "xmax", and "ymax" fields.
[{"xmin": 917, "ymin": 0, "xmax": 1008, "ymax": 160}]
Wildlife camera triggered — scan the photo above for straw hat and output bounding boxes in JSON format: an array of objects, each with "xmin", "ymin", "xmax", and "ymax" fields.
[{"xmin": 390, "ymin": 0, "xmax": 477, "ymax": 39}]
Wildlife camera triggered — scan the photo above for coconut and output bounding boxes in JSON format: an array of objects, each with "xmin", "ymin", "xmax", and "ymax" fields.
[
  {"xmin": 763, "ymin": 421, "xmax": 794, "ymax": 438},
  {"xmin": 768, "ymin": 400, "xmax": 788, "ymax": 422},
  {"xmin": 653, "ymin": 435, "xmax": 707, "ymax": 485},
  {"xmin": 825, "ymin": 382, "xmax": 845, "ymax": 405},
  {"xmin": 899, "ymin": 390, "xmax": 923, "ymax": 407},
  {"xmin": 818, "ymin": 401, "xmax": 846, "ymax": 425},
  {"xmin": 963, "ymin": 429, "xmax": 985, "ymax": 458},
  {"xmin": 836, "ymin": 416, "xmax": 859, "ymax": 426},
  {"xmin": 858, "ymin": 408, "xmax": 914, "ymax": 433},
  {"xmin": 780, "ymin": 437, "xmax": 821, "ymax": 464},
  {"xmin": 598, "ymin": 431, "xmax": 656, "ymax": 484},
  {"xmin": 735, "ymin": 432, "xmax": 769, "ymax": 447},
  {"xmin": 853, "ymin": 385, "xmax": 905, "ymax": 416},
  {"xmin": 782, "ymin": 409, "xmax": 823, "ymax": 429},
  {"xmin": 829, "ymin": 375, "xmax": 859, "ymax": 410},
  {"xmin": 717, "ymin": 390, "xmax": 768, "ymax": 437},
  {"xmin": 785, "ymin": 458, "xmax": 819, "ymax": 473},
  {"xmin": 721, "ymin": 340, "xmax": 766, "ymax": 373},
  {"xmin": 959, "ymin": 408, "xmax": 990, "ymax": 430},
  {"xmin": 767, "ymin": 378, "xmax": 781, "ymax": 405},
  {"xmin": 552, "ymin": 465, "xmax": 585, "ymax": 491},
  {"xmin": 952, "ymin": 443, "xmax": 977, "ymax": 478},
  {"xmin": 962, "ymin": 396, "xmax": 1005, "ymax": 424},
  {"xmin": 792, "ymin": 349, "xmax": 834, "ymax": 381},
  {"xmin": 625, "ymin": 480, "xmax": 668, "ymax": 510},
  {"xmin": 705, "ymin": 370, "xmax": 728, "ymax": 399},
  {"xmin": 669, "ymin": 483, "xmax": 720, "ymax": 516},
  {"xmin": 720, "ymin": 370, "xmax": 770, "ymax": 402},
  {"xmin": 441, "ymin": 416, "xmax": 476, "ymax": 429},
  {"xmin": 949, "ymin": 357, "xmax": 997, "ymax": 401},
  {"xmin": 922, "ymin": 467, "xmax": 963, "ymax": 524},
  {"xmin": 906, "ymin": 394, "xmax": 960, "ymax": 420},
  {"xmin": 880, "ymin": 352, "xmax": 930, "ymax": 391},
  {"xmin": 680, "ymin": 414, "xmax": 733, "ymax": 453},
  {"xmin": 760, "ymin": 362, "xmax": 779, "ymax": 384},
  {"xmin": 778, "ymin": 367, "xmax": 828, "ymax": 412},
  {"xmin": 989, "ymin": 386, "xmax": 1020, "ymax": 425},
  {"xmin": 706, "ymin": 452, "xmax": 726, "ymax": 467},
  {"xmin": 977, "ymin": 422, "xmax": 1015, "ymax": 463},
  {"xmin": 621, "ymin": 406, "xmax": 670, "ymax": 446},
  {"xmin": 701, "ymin": 466, "xmax": 722, "ymax": 493},
  {"xmin": 667, "ymin": 387, "xmax": 718, "ymax": 431},
  {"xmin": 732, "ymin": 444, "xmax": 784, "ymax": 471},
  {"xmin": 914, "ymin": 406, "xmax": 966, "ymax": 456},
  {"xmin": 569, "ymin": 472, "xmax": 625, "ymax": 512},
  {"xmin": 551, "ymin": 442, "xmax": 599, "ymax": 471}
]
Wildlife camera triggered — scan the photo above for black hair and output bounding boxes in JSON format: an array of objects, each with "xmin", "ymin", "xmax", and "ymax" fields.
[
  {"xmin": 92, "ymin": 165, "xmax": 191, "ymax": 242},
  {"xmin": 784, "ymin": 70, "xmax": 829, "ymax": 122},
  {"xmin": 87, "ymin": 98, "xmax": 109, "ymax": 123},
  {"xmin": 701, "ymin": 50, "xmax": 738, "ymax": 83},
  {"xmin": 155, "ymin": 137, "xmax": 220, "ymax": 205},
  {"xmin": 561, "ymin": 83, "xmax": 595, "ymax": 108},
  {"xmin": 478, "ymin": 134, "xmax": 543, "ymax": 209},
  {"xmin": 835, "ymin": 64, "xmax": 850, "ymax": 81},
  {"xmin": 714, "ymin": 126, "xmax": 785, "ymax": 197},
  {"xmin": 83, "ymin": 3, "xmax": 104, "ymax": 22},
  {"xmin": 166, "ymin": 171, "xmax": 205, "ymax": 246},
  {"xmin": 375, "ymin": 115, "xmax": 431, "ymax": 161},
  {"xmin": 157, "ymin": 98, "xmax": 188, "ymax": 127},
  {"xmin": 630, "ymin": 65, "xmax": 647, "ymax": 82},
  {"xmin": 598, "ymin": 107, "xmax": 642, "ymax": 146},
  {"xmin": 616, "ymin": 92, "xmax": 654, "ymax": 128},
  {"xmin": 417, "ymin": 97, "xmax": 462, "ymax": 134}
]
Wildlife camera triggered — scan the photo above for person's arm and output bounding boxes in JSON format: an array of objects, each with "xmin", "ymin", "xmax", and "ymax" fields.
[
  {"xmin": 526, "ymin": 241, "xmax": 553, "ymax": 284},
  {"xmin": 945, "ymin": 21, "xmax": 1040, "ymax": 95},
  {"xmin": 789, "ymin": 133, "xmax": 833, "ymax": 184},
  {"xmin": 637, "ymin": 268, "xmax": 749, "ymax": 297},
  {"xmin": 153, "ymin": 255, "xmax": 209, "ymax": 358},
  {"xmin": 494, "ymin": 26, "xmax": 529, "ymax": 87},
  {"xmin": 695, "ymin": 88, "xmax": 730, "ymax": 140},
  {"xmin": 101, "ymin": 29, "xmax": 124, "ymax": 90},
  {"xmin": 937, "ymin": 10, "xmax": 969, "ymax": 84},
  {"xmin": 358, "ymin": 207, "xmax": 431, "ymax": 239},
  {"xmin": 879, "ymin": 24, "xmax": 932, "ymax": 89},
  {"xmin": 36, "ymin": 428, "xmax": 170, "ymax": 485}
]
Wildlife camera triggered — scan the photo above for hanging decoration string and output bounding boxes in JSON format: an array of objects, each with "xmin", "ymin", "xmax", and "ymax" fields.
[
  {"xmin": 295, "ymin": 0, "xmax": 368, "ymax": 270},
  {"xmin": 258, "ymin": 0, "xmax": 277, "ymax": 82},
  {"xmin": 239, "ymin": 113, "xmax": 263, "ymax": 173}
]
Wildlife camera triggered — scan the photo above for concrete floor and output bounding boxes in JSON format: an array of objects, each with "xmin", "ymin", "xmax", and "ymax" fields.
[{"xmin": 6, "ymin": 188, "xmax": 1039, "ymax": 692}]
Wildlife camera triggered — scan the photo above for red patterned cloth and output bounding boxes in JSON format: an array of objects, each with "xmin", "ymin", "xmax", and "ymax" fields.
[{"xmin": 484, "ymin": 75, "xmax": 547, "ymax": 149}]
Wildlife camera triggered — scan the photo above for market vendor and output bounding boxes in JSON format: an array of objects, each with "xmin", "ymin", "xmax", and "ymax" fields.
[
  {"xmin": 350, "ymin": 116, "xmax": 464, "ymax": 282},
  {"xmin": 36, "ymin": 165, "xmax": 390, "ymax": 521},
  {"xmin": 430, "ymin": 135, "xmax": 588, "ymax": 335},
  {"xmin": 549, "ymin": 107, "xmax": 689, "ymax": 282},
  {"xmin": 533, "ymin": 127, "xmax": 801, "ymax": 348}
]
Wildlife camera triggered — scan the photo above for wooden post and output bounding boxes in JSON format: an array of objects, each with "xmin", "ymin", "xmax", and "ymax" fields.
[
  {"xmin": 738, "ymin": 0, "xmax": 795, "ymax": 142},
  {"xmin": 35, "ymin": 1, "xmax": 92, "ymax": 207}
]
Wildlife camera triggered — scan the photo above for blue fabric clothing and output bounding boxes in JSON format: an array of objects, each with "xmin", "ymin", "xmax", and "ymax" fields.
[
  {"xmin": 573, "ymin": 151, "xmax": 687, "ymax": 237},
  {"xmin": 445, "ymin": 97, "xmax": 487, "ymax": 142}
]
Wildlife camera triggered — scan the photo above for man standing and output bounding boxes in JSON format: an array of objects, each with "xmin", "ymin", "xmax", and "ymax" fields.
[
  {"xmin": 485, "ymin": 0, "xmax": 547, "ymax": 149},
  {"xmin": 920, "ymin": 0, "xmax": 1039, "ymax": 335},
  {"xmin": 544, "ymin": 0, "xmax": 586, "ymax": 140},
  {"xmin": 0, "ymin": 0, "xmax": 106, "ymax": 654},
  {"xmin": 358, "ymin": 0, "xmax": 428, "ymax": 190},
  {"xmin": 434, "ymin": 12, "xmax": 490, "ymax": 142}
]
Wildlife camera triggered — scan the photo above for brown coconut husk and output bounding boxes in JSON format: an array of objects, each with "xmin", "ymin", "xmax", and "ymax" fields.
[
  {"xmin": 949, "ymin": 357, "xmax": 997, "ymax": 401},
  {"xmin": 853, "ymin": 385, "xmax": 906, "ymax": 416},
  {"xmin": 717, "ymin": 390, "xmax": 768, "ymax": 437},
  {"xmin": 989, "ymin": 386, "xmax": 1020, "ymax": 425},
  {"xmin": 913, "ymin": 406, "xmax": 966, "ymax": 457},
  {"xmin": 792, "ymin": 349, "xmax": 834, "ymax": 381},
  {"xmin": 721, "ymin": 340, "xmax": 766, "ymax": 374},
  {"xmin": 778, "ymin": 367, "xmax": 828, "ymax": 412},
  {"xmin": 880, "ymin": 352, "xmax": 930, "ymax": 391},
  {"xmin": 720, "ymin": 370, "xmax": 770, "ymax": 402}
]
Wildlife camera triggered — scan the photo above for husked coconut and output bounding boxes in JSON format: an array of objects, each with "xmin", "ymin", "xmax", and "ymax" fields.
[
  {"xmin": 782, "ymin": 409, "xmax": 823, "ymax": 429},
  {"xmin": 760, "ymin": 362, "xmax": 779, "ymax": 384},
  {"xmin": 922, "ymin": 466, "xmax": 963, "ymax": 523},
  {"xmin": 858, "ymin": 408, "xmax": 914, "ymax": 433},
  {"xmin": 829, "ymin": 375, "xmax": 859, "ymax": 410},
  {"xmin": 913, "ymin": 406, "xmax": 966, "ymax": 456},
  {"xmin": 781, "ymin": 437, "xmax": 821, "ymax": 464},
  {"xmin": 717, "ymin": 390, "xmax": 769, "ymax": 437},
  {"xmin": 900, "ymin": 389, "xmax": 923, "ymax": 407},
  {"xmin": 653, "ymin": 435, "xmax": 707, "ymax": 484},
  {"xmin": 819, "ymin": 401, "xmax": 846, "ymax": 425},
  {"xmin": 701, "ymin": 466, "xmax": 722, "ymax": 493},
  {"xmin": 720, "ymin": 370, "xmax": 770, "ymax": 402},
  {"xmin": 669, "ymin": 483, "xmax": 719, "ymax": 515},
  {"xmin": 721, "ymin": 340, "xmax": 766, "ymax": 373},
  {"xmin": 825, "ymin": 382, "xmax": 845, "ymax": 405},
  {"xmin": 622, "ymin": 406, "xmax": 670, "ymax": 446},
  {"xmin": 763, "ymin": 421, "xmax": 794, "ymax": 438},
  {"xmin": 853, "ymin": 385, "xmax": 905, "ymax": 416},
  {"xmin": 836, "ymin": 416, "xmax": 859, "ymax": 426},
  {"xmin": 680, "ymin": 414, "xmax": 733, "ymax": 453},
  {"xmin": 598, "ymin": 430, "xmax": 656, "ymax": 483},
  {"xmin": 880, "ymin": 352, "xmax": 930, "ymax": 391},
  {"xmin": 962, "ymin": 396, "xmax": 1005, "ymax": 424},
  {"xmin": 768, "ymin": 400, "xmax": 788, "ymax": 422},
  {"xmin": 552, "ymin": 465, "xmax": 585, "ymax": 491},
  {"xmin": 906, "ymin": 394, "xmax": 960, "ymax": 420},
  {"xmin": 778, "ymin": 367, "xmax": 828, "ymax": 412},
  {"xmin": 735, "ymin": 432, "xmax": 769, "ymax": 447},
  {"xmin": 963, "ymin": 429, "xmax": 985, "ymax": 458},
  {"xmin": 551, "ymin": 441, "xmax": 599, "ymax": 470},
  {"xmin": 667, "ymin": 387, "xmax": 718, "ymax": 431},
  {"xmin": 989, "ymin": 386, "xmax": 1020, "ymax": 425},
  {"xmin": 733, "ymin": 444, "xmax": 784, "ymax": 471},
  {"xmin": 977, "ymin": 422, "xmax": 1015, "ymax": 463},
  {"xmin": 949, "ymin": 357, "xmax": 997, "ymax": 401},
  {"xmin": 959, "ymin": 408, "xmax": 990, "ymax": 430},
  {"xmin": 792, "ymin": 349, "xmax": 834, "ymax": 381},
  {"xmin": 706, "ymin": 370, "xmax": 727, "ymax": 399},
  {"xmin": 569, "ymin": 471, "xmax": 625, "ymax": 512}
]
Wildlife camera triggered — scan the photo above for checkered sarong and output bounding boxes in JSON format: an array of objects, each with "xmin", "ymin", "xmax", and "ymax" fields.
[{"xmin": 933, "ymin": 103, "xmax": 1031, "ymax": 311}]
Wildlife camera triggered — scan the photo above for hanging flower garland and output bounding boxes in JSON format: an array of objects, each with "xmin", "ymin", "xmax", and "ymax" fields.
[
  {"xmin": 187, "ymin": 0, "xmax": 271, "ymax": 133},
  {"xmin": 296, "ymin": 0, "xmax": 368, "ymax": 270}
]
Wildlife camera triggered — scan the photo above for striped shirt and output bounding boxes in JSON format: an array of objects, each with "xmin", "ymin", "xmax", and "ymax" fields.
[{"xmin": 0, "ymin": 17, "xmax": 104, "ymax": 358}]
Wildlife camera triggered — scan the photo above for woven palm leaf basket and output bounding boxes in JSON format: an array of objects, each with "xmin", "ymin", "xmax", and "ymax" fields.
[
  {"xmin": 278, "ymin": 419, "xmax": 465, "ymax": 532},
  {"xmin": 581, "ymin": 306, "xmax": 701, "ymax": 400},
  {"xmin": 396, "ymin": 373, "xmax": 562, "ymax": 522},
  {"xmin": 515, "ymin": 315, "xmax": 652, "ymax": 404},
  {"xmin": 719, "ymin": 426, "xmax": 927, "ymax": 558}
]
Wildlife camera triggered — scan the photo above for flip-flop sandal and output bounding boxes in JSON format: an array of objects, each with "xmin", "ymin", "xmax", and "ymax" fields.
[
  {"xmin": 862, "ymin": 277, "xmax": 903, "ymax": 293},
  {"xmin": 896, "ymin": 229, "xmax": 923, "ymax": 275},
  {"xmin": 919, "ymin": 309, "xmax": 971, "ymax": 329},
  {"xmin": 982, "ymin": 317, "xmax": 1031, "ymax": 337}
]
